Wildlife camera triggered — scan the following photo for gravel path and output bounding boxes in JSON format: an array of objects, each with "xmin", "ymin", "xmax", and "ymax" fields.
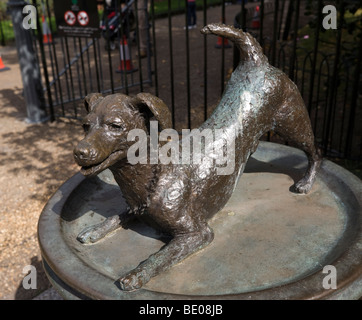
[{"xmin": 0, "ymin": 45, "xmax": 83, "ymax": 298}]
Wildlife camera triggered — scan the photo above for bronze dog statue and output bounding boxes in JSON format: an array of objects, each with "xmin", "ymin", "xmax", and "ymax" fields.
[{"xmin": 73, "ymin": 23, "xmax": 322, "ymax": 291}]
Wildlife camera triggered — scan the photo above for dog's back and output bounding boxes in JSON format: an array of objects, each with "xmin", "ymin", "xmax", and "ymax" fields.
[
  {"xmin": 201, "ymin": 24, "xmax": 302, "ymax": 156},
  {"xmin": 152, "ymin": 69, "xmax": 271, "ymax": 221},
  {"xmin": 151, "ymin": 24, "xmax": 320, "ymax": 221}
]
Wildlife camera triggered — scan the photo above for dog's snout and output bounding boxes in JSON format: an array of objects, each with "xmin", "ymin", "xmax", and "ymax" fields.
[
  {"xmin": 74, "ymin": 141, "xmax": 97, "ymax": 164},
  {"xmin": 75, "ymin": 147, "xmax": 90, "ymax": 159}
]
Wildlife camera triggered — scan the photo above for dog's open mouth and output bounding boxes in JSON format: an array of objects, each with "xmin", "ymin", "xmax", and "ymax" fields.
[{"xmin": 80, "ymin": 149, "xmax": 127, "ymax": 176}]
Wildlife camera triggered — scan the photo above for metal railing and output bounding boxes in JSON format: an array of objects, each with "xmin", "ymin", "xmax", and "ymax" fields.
[{"xmin": 8, "ymin": 0, "xmax": 362, "ymax": 160}]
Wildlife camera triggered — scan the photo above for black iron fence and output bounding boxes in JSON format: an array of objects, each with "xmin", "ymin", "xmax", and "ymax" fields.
[{"xmin": 5, "ymin": 0, "xmax": 362, "ymax": 160}]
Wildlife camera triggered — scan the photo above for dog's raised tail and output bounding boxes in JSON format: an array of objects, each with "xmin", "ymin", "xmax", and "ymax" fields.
[{"xmin": 201, "ymin": 23, "xmax": 268, "ymax": 66}]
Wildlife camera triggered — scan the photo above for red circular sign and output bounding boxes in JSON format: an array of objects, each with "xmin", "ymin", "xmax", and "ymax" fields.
[
  {"xmin": 64, "ymin": 10, "xmax": 76, "ymax": 26},
  {"xmin": 77, "ymin": 11, "xmax": 89, "ymax": 26}
]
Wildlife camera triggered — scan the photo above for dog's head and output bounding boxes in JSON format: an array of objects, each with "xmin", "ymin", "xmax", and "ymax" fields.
[{"xmin": 74, "ymin": 92, "xmax": 171, "ymax": 177}]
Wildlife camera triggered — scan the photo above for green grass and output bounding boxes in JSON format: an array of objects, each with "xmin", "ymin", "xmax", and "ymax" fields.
[
  {"xmin": 0, "ymin": 16, "xmax": 57, "ymax": 43},
  {"xmin": 292, "ymin": 8, "xmax": 361, "ymax": 104},
  {"xmin": 0, "ymin": 19, "xmax": 15, "ymax": 43},
  {"xmin": 345, "ymin": 7, "xmax": 362, "ymax": 24},
  {"xmin": 153, "ymin": 0, "xmax": 187, "ymax": 15},
  {"xmin": 297, "ymin": 8, "xmax": 362, "ymax": 53},
  {"xmin": 152, "ymin": 0, "xmax": 223, "ymax": 17}
]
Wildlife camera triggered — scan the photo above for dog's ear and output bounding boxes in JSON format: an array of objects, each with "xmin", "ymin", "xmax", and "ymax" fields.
[
  {"xmin": 84, "ymin": 93, "xmax": 103, "ymax": 113},
  {"xmin": 133, "ymin": 93, "xmax": 172, "ymax": 130}
]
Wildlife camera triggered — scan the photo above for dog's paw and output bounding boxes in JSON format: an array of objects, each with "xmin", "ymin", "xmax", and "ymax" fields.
[
  {"xmin": 77, "ymin": 216, "xmax": 121, "ymax": 244},
  {"xmin": 77, "ymin": 225, "xmax": 103, "ymax": 244},
  {"xmin": 77, "ymin": 223, "xmax": 113, "ymax": 244},
  {"xmin": 118, "ymin": 269, "xmax": 149, "ymax": 291},
  {"xmin": 292, "ymin": 178, "xmax": 312, "ymax": 194}
]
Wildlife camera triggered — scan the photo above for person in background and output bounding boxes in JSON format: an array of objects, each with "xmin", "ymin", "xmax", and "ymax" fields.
[
  {"xmin": 185, "ymin": 0, "xmax": 196, "ymax": 29},
  {"xmin": 101, "ymin": 0, "xmax": 117, "ymax": 50},
  {"xmin": 105, "ymin": 0, "xmax": 117, "ymax": 15},
  {"xmin": 100, "ymin": 0, "xmax": 150, "ymax": 57}
]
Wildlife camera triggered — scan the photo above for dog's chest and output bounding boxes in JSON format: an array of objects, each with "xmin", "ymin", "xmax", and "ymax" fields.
[{"xmin": 110, "ymin": 163, "xmax": 156, "ymax": 209}]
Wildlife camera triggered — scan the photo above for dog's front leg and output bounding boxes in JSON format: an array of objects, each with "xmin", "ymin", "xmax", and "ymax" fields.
[
  {"xmin": 118, "ymin": 225, "xmax": 214, "ymax": 291},
  {"xmin": 77, "ymin": 211, "xmax": 134, "ymax": 244}
]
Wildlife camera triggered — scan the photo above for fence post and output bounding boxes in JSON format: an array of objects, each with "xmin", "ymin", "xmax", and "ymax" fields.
[
  {"xmin": 345, "ymin": 26, "xmax": 362, "ymax": 158},
  {"xmin": 7, "ymin": 0, "xmax": 48, "ymax": 123}
]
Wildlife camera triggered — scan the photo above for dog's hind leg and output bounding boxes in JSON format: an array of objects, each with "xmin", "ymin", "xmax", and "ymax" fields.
[
  {"xmin": 274, "ymin": 94, "xmax": 322, "ymax": 194},
  {"xmin": 77, "ymin": 212, "xmax": 134, "ymax": 244},
  {"xmin": 292, "ymin": 145, "xmax": 322, "ymax": 194}
]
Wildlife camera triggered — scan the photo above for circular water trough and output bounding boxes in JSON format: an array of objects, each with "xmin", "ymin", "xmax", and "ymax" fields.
[{"xmin": 38, "ymin": 141, "xmax": 362, "ymax": 300}]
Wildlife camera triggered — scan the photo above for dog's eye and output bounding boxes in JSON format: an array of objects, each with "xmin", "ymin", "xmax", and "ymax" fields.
[
  {"xmin": 82, "ymin": 124, "xmax": 90, "ymax": 133},
  {"xmin": 109, "ymin": 123, "xmax": 123, "ymax": 131}
]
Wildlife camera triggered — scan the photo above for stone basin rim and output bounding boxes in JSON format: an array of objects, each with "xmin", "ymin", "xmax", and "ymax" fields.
[{"xmin": 38, "ymin": 141, "xmax": 362, "ymax": 300}]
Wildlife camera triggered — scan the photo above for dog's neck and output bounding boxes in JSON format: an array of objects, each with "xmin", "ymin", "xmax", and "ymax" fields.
[{"xmin": 109, "ymin": 160, "xmax": 159, "ymax": 211}]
